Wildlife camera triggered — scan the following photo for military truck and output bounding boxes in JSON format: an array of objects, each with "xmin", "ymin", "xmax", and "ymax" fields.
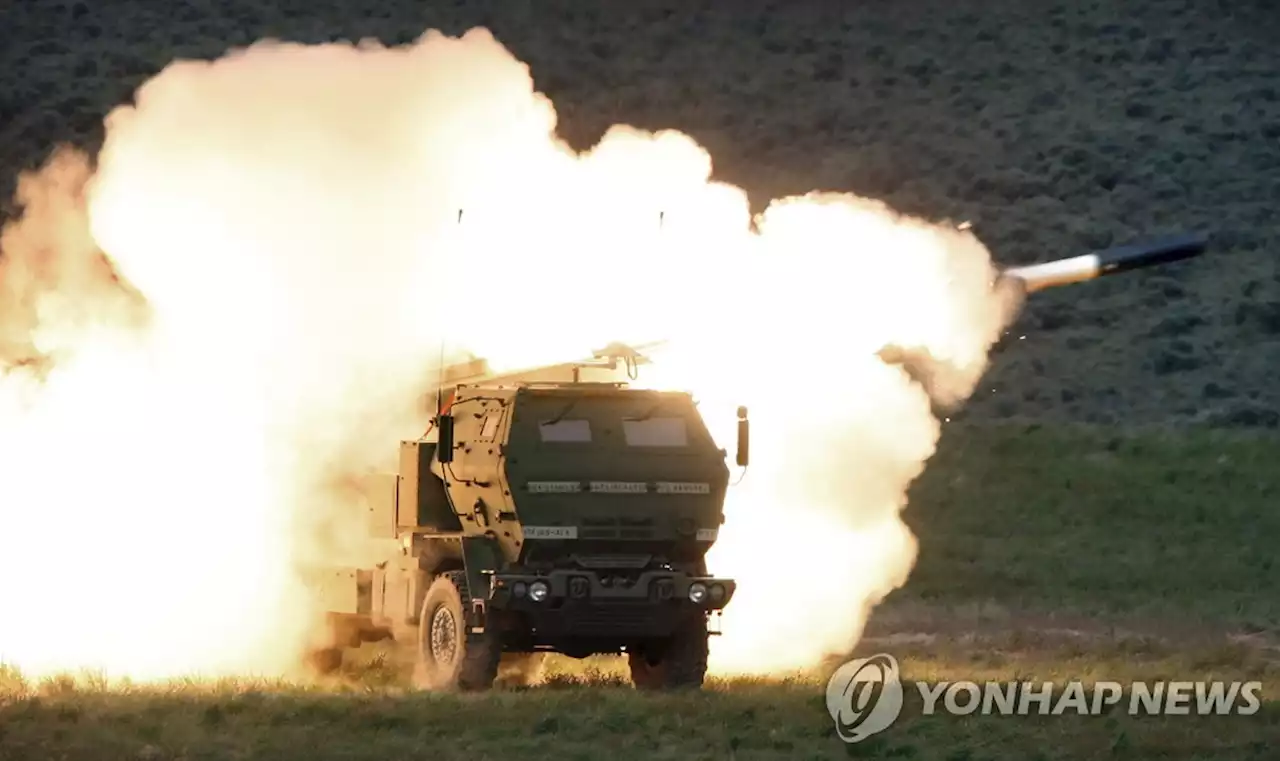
[
  {"xmin": 309, "ymin": 341, "xmax": 744, "ymax": 691},
  {"xmin": 307, "ymin": 232, "xmax": 1207, "ymax": 692}
]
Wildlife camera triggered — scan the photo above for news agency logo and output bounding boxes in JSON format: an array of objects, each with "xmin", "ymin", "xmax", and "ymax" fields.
[
  {"xmin": 826, "ymin": 652, "xmax": 1264, "ymax": 743},
  {"xmin": 824, "ymin": 654, "xmax": 905, "ymax": 743}
]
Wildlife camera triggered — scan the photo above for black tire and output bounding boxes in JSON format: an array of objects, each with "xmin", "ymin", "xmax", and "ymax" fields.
[
  {"xmin": 304, "ymin": 646, "xmax": 344, "ymax": 675},
  {"xmin": 413, "ymin": 571, "xmax": 500, "ymax": 691},
  {"xmin": 303, "ymin": 614, "xmax": 357, "ymax": 675},
  {"xmin": 629, "ymin": 615, "xmax": 709, "ymax": 690},
  {"xmin": 329, "ymin": 614, "xmax": 363, "ymax": 649}
]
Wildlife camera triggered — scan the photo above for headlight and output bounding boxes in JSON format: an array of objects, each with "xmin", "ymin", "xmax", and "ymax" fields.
[
  {"xmin": 529, "ymin": 580, "xmax": 550, "ymax": 602},
  {"xmin": 688, "ymin": 582, "xmax": 708, "ymax": 603},
  {"xmin": 709, "ymin": 583, "xmax": 726, "ymax": 604},
  {"xmin": 512, "ymin": 581, "xmax": 528, "ymax": 598}
]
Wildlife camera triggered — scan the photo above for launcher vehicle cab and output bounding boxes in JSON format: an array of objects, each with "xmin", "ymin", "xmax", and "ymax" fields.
[{"xmin": 311, "ymin": 343, "xmax": 746, "ymax": 690}]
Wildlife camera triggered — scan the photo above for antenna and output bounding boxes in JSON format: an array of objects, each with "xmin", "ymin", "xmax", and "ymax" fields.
[
  {"xmin": 435, "ymin": 339, "xmax": 445, "ymax": 418},
  {"xmin": 435, "ymin": 208, "xmax": 465, "ymax": 420}
]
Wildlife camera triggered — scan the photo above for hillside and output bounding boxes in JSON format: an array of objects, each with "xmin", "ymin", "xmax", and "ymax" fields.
[{"xmin": 2, "ymin": 0, "xmax": 1277, "ymax": 425}]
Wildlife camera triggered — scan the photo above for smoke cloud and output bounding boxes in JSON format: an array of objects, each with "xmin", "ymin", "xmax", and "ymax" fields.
[{"xmin": 0, "ymin": 28, "xmax": 1020, "ymax": 680}]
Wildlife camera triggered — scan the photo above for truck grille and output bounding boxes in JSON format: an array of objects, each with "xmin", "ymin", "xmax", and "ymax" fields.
[
  {"xmin": 569, "ymin": 554, "xmax": 652, "ymax": 569},
  {"xmin": 573, "ymin": 604, "xmax": 656, "ymax": 632},
  {"xmin": 579, "ymin": 516, "xmax": 655, "ymax": 540},
  {"xmin": 525, "ymin": 602, "xmax": 669, "ymax": 636}
]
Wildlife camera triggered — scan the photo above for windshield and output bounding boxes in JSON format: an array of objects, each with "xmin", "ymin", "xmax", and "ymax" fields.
[
  {"xmin": 538, "ymin": 419, "xmax": 592, "ymax": 442},
  {"xmin": 518, "ymin": 393, "xmax": 704, "ymax": 450},
  {"xmin": 622, "ymin": 416, "xmax": 688, "ymax": 447}
]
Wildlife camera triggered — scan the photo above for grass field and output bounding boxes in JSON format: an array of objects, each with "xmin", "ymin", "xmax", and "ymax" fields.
[{"xmin": 3, "ymin": 423, "xmax": 1276, "ymax": 760}]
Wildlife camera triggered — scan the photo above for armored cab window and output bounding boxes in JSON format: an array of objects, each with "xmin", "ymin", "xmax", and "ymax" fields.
[
  {"xmin": 622, "ymin": 417, "xmax": 688, "ymax": 447},
  {"xmin": 539, "ymin": 419, "xmax": 592, "ymax": 442}
]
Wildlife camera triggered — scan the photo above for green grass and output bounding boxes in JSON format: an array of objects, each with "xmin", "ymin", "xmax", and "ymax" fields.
[
  {"xmin": 898, "ymin": 422, "xmax": 1280, "ymax": 625},
  {"xmin": 3, "ymin": 671, "xmax": 1271, "ymax": 761},
  {"xmin": 3, "ymin": 423, "xmax": 1278, "ymax": 760}
]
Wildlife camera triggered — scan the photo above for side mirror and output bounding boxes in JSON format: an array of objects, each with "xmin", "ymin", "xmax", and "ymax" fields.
[
  {"xmin": 437, "ymin": 413, "xmax": 455, "ymax": 463},
  {"xmin": 735, "ymin": 405, "xmax": 749, "ymax": 468}
]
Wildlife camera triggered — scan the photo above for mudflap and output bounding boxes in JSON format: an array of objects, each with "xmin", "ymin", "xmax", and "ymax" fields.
[{"xmin": 459, "ymin": 535, "xmax": 502, "ymax": 632}]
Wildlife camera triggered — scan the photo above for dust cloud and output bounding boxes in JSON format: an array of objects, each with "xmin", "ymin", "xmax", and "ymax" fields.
[{"xmin": 0, "ymin": 28, "xmax": 1021, "ymax": 681}]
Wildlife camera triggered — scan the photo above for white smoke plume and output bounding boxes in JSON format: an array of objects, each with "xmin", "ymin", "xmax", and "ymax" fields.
[{"xmin": 0, "ymin": 28, "xmax": 1020, "ymax": 681}]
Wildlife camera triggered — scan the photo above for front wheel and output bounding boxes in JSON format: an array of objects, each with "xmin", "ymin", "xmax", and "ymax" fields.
[
  {"xmin": 413, "ymin": 571, "xmax": 500, "ymax": 691},
  {"xmin": 629, "ymin": 615, "xmax": 709, "ymax": 690}
]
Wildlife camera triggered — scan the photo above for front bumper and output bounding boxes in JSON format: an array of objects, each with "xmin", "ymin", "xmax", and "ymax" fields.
[
  {"xmin": 486, "ymin": 569, "xmax": 736, "ymax": 638},
  {"xmin": 490, "ymin": 569, "xmax": 735, "ymax": 608}
]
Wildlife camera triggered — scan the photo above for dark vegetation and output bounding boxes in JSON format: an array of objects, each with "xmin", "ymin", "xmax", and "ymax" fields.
[{"xmin": 1, "ymin": 0, "xmax": 1278, "ymax": 425}]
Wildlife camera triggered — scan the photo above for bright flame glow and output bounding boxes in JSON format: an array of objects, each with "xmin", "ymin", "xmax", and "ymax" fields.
[{"xmin": 0, "ymin": 28, "xmax": 1020, "ymax": 681}]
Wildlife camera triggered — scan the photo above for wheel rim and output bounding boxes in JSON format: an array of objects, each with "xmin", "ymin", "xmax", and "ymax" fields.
[{"xmin": 429, "ymin": 606, "xmax": 458, "ymax": 665}]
